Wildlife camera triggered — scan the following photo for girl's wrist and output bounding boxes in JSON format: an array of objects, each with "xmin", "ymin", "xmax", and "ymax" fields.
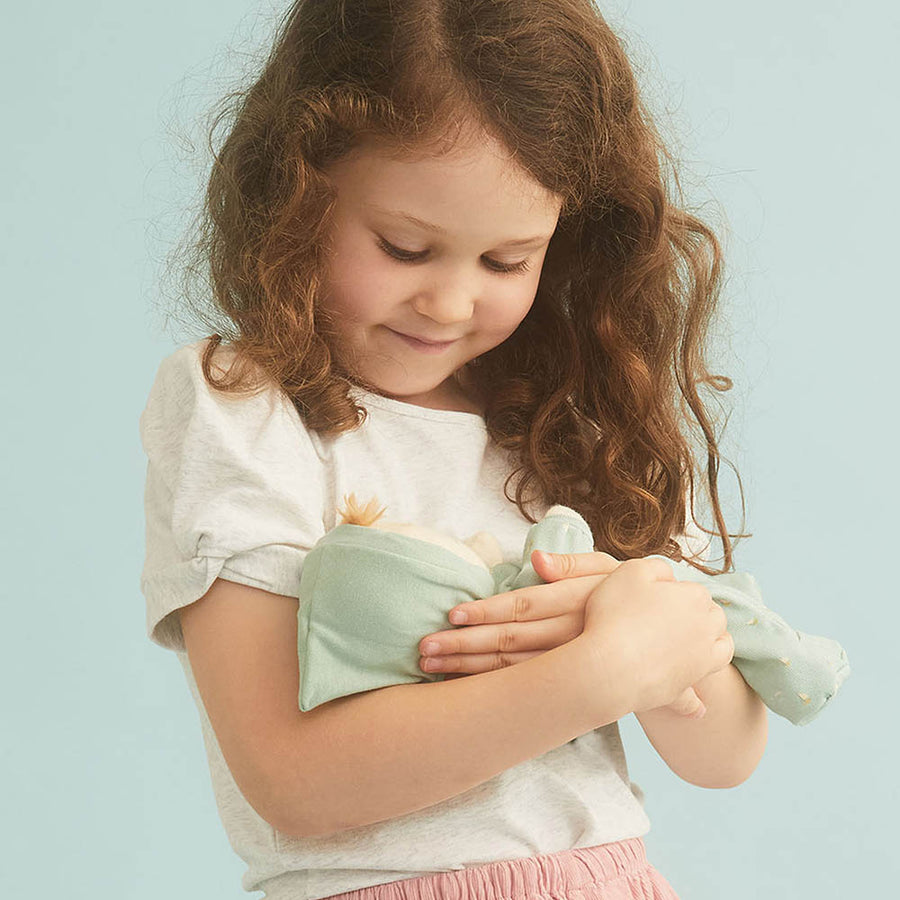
[{"xmin": 568, "ymin": 634, "xmax": 634, "ymax": 726}]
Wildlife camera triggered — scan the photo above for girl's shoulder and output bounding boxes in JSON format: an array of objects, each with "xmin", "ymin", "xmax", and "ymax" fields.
[
  {"xmin": 139, "ymin": 338, "xmax": 328, "ymax": 653},
  {"xmin": 147, "ymin": 337, "xmax": 278, "ymax": 410},
  {"xmin": 140, "ymin": 337, "xmax": 319, "ymax": 463}
]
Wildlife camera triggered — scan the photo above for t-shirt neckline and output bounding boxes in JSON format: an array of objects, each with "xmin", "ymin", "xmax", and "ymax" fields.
[{"xmin": 349, "ymin": 385, "xmax": 487, "ymax": 428}]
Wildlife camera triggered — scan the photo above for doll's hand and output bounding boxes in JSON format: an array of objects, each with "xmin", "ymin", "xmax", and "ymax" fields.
[{"xmin": 418, "ymin": 550, "xmax": 619, "ymax": 680}]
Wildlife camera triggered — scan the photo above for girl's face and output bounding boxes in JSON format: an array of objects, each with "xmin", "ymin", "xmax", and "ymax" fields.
[{"xmin": 319, "ymin": 130, "xmax": 563, "ymax": 413}]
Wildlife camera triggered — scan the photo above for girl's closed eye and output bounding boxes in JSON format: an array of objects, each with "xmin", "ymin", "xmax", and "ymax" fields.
[{"xmin": 376, "ymin": 237, "xmax": 532, "ymax": 276}]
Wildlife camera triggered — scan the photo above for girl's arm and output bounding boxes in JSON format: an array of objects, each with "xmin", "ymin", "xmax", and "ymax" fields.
[
  {"xmin": 635, "ymin": 663, "xmax": 768, "ymax": 789},
  {"xmin": 181, "ymin": 578, "xmax": 631, "ymax": 839}
]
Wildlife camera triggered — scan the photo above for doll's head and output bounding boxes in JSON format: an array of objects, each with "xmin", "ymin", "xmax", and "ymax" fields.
[
  {"xmin": 336, "ymin": 493, "xmax": 504, "ymax": 571},
  {"xmin": 178, "ymin": 0, "xmax": 743, "ymax": 572}
]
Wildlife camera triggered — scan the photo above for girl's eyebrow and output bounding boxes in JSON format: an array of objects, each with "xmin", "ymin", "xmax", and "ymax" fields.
[{"xmin": 365, "ymin": 202, "xmax": 553, "ymax": 248}]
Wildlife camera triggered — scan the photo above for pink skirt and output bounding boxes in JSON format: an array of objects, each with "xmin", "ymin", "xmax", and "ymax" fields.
[{"xmin": 321, "ymin": 836, "xmax": 680, "ymax": 900}]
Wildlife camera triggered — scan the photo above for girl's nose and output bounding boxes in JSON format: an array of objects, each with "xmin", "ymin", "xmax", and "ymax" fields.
[{"xmin": 411, "ymin": 285, "xmax": 476, "ymax": 325}]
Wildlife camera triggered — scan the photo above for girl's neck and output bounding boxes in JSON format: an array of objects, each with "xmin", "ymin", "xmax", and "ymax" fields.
[{"xmin": 360, "ymin": 366, "xmax": 486, "ymax": 417}]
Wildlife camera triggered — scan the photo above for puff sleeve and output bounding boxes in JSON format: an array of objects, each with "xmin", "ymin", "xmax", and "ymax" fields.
[{"xmin": 138, "ymin": 341, "xmax": 327, "ymax": 653}]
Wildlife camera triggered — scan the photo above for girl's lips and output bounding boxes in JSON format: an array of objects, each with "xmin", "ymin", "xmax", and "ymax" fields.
[{"xmin": 388, "ymin": 328, "xmax": 458, "ymax": 354}]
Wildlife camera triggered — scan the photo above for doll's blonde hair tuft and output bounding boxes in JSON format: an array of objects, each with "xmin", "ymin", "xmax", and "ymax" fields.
[{"xmin": 337, "ymin": 493, "xmax": 388, "ymax": 527}]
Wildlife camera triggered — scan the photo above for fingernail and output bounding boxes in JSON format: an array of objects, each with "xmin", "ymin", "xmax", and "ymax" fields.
[
  {"xmin": 449, "ymin": 610, "xmax": 467, "ymax": 625},
  {"xmin": 533, "ymin": 550, "xmax": 551, "ymax": 566},
  {"xmin": 422, "ymin": 640, "xmax": 441, "ymax": 654}
]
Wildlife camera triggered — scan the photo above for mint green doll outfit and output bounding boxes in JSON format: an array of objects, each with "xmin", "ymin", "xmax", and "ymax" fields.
[{"xmin": 297, "ymin": 505, "xmax": 850, "ymax": 724}]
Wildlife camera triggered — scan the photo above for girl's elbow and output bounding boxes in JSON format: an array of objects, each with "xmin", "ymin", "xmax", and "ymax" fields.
[
  {"xmin": 696, "ymin": 757, "xmax": 763, "ymax": 790},
  {"xmin": 679, "ymin": 765, "xmax": 750, "ymax": 790},
  {"xmin": 683, "ymin": 756, "xmax": 762, "ymax": 790}
]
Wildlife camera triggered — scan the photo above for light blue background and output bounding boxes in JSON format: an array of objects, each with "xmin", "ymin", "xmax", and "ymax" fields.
[{"xmin": 2, "ymin": 1, "xmax": 895, "ymax": 896}]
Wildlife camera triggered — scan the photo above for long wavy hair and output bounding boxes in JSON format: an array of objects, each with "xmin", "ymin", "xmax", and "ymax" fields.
[{"xmin": 173, "ymin": 0, "xmax": 749, "ymax": 575}]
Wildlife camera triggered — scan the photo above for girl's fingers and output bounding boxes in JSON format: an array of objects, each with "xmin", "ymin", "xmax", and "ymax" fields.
[
  {"xmin": 420, "ymin": 612, "xmax": 582, "ymax": 658},
  {"xmin": 421, "ymin": 649, "xmax": 543, "ymax": 675},
  {"xmin": 531, "ymin": 549, "xmax": 620, "ymax": 582},
  {"xmin": 667, "ymin": 687, "xmax": 707, "ymax": 719},
  {"xmin": 441, "ymin": 573, "xmax": 605, "ymax": 631}
]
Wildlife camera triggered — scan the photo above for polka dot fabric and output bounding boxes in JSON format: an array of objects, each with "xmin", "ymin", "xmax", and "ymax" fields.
[{"xmin": 644, "ymin": 553, "xmax": 851, "ymax": 726}]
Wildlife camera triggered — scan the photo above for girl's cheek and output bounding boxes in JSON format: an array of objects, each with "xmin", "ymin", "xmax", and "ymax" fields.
[{"xmin": 495, "ymin": 288, "xmax": 538, "ymax": 328}]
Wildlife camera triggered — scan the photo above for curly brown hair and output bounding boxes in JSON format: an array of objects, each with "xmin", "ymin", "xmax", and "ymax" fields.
[{"xmin": 173, "ymin": 0, "xmax": 749, "ymax": 575}]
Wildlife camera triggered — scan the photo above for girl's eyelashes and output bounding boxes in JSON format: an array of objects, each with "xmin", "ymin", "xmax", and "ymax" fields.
[{"xmin": 376, "ymin": 237, "xmax": 532, "ymax": 276}]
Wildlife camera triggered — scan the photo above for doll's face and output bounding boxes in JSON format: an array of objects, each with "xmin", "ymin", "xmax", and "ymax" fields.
[
  {"xmin": 319, "ymin": 125, "xmax": 563, "ymax": 413},
  {"xmin": 365, "ymin": 518, "xmax": 503, "ymax": 571}
]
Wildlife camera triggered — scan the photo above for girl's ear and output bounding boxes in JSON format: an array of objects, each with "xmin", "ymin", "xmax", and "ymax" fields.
[{"xmin": 337, "ymin": 492, "xmax": 387, "ymax": 526}]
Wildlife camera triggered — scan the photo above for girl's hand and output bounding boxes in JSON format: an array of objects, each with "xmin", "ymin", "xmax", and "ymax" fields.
[
  {"xmin": 535, "ymin": 551, "xmax": 709, "ymax": 719},
  {"xmin": 418, "ymin": 549, "xmax": 710, "ymax": 719},
  {"xmin": 577, "ymin": 558, "xmax": 734, "ymax": 719},
  {"xmin": 417, "ymin": 549, "xmax": 618, "ymax": 677}
]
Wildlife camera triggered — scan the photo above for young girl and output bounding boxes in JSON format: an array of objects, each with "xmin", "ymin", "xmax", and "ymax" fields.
[{"xmin": 140, "ymin": 1, "xmax": 767, "ymax": 898}]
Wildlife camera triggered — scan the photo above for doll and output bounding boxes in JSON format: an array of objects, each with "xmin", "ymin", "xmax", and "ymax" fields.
[{"xmin": 297, "ymin": 494, "xmax": 850, "ymax": 725}]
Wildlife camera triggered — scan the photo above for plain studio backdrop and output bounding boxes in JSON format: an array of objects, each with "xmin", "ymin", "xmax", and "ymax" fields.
[{"xmin": 2, "ymin": 1, "xmax": 895, "ymax": 896}]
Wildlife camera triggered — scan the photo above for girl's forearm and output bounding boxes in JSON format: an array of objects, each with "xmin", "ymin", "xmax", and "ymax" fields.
[
  {"xmin": 635, "ymin": 663, "xmax": 768, "ymax": 789},
  {"xmin": 272, "ymin": 639, "xmax": 630, "ymax": 838}
]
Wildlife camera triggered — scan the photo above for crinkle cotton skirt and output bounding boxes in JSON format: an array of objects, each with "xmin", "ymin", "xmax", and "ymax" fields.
[{"xmin": 321, "ymin": 836, "xmax": 681, "ymax": 900}]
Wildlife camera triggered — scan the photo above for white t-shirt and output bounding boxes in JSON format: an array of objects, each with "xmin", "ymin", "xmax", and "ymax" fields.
[{"xmin": 139, "ymin": 339, "xmax": 702, "ymax": 900}]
